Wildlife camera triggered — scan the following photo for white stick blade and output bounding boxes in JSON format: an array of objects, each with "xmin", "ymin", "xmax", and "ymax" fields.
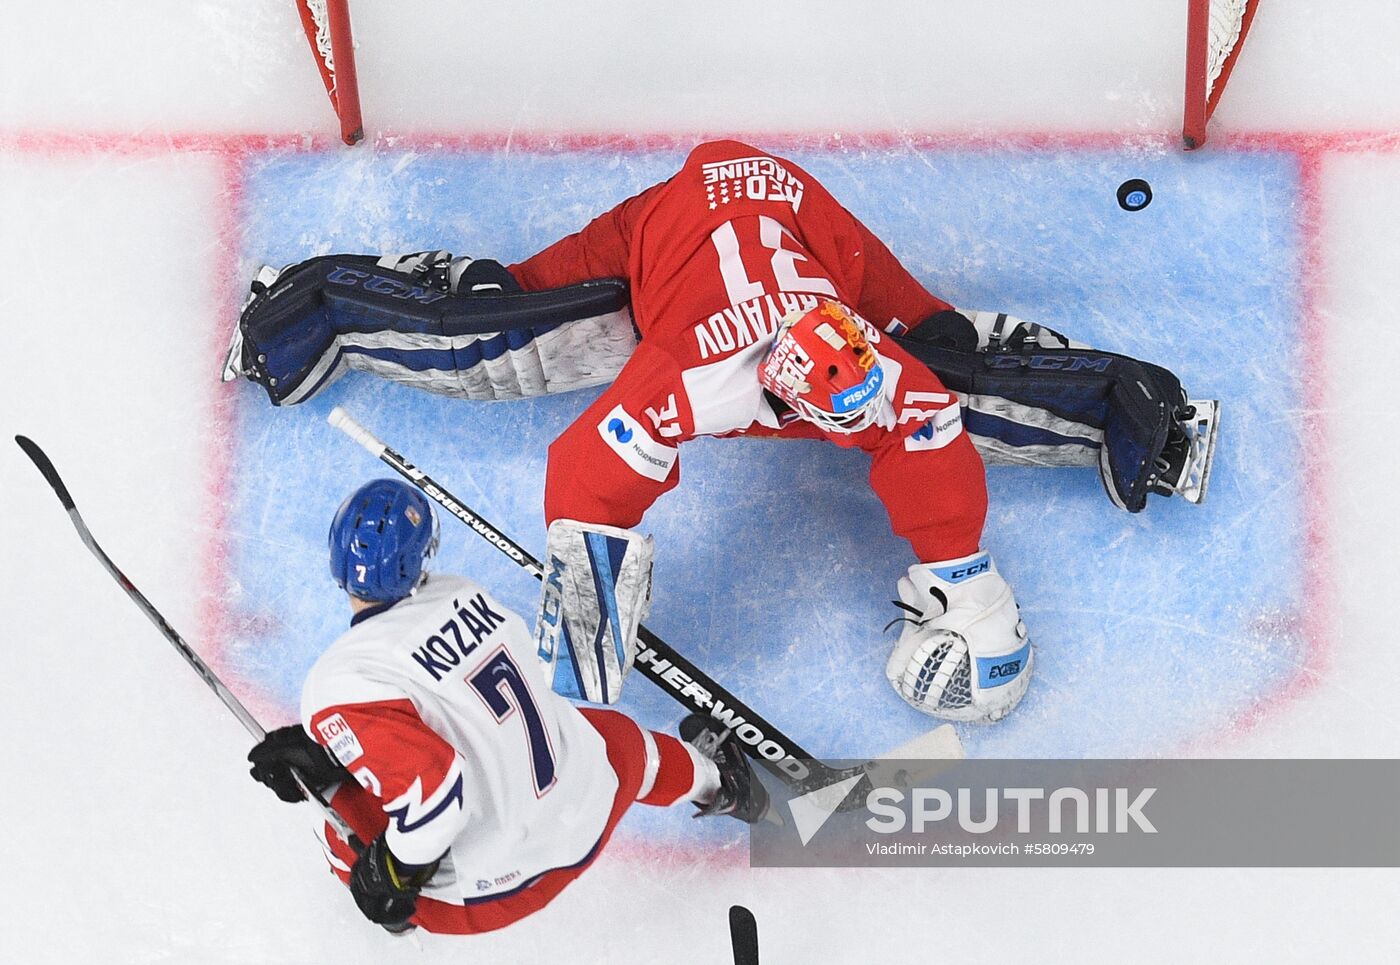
[
  {"xmin": 879, "ymin": 723, "xmax": 965, "ymax": 761},
  {"xmin": 864, "ymin": 724, "xmax": 964, "ymax": 793}
]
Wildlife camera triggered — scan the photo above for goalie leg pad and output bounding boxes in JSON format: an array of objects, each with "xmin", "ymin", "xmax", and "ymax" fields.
[
  {"xmin": 224, "ymin": 252, "xmax": 633, "ymax": 405},
  {"xmin": 905, "ymin": 309, "xmax": 1082, "ymax": 355},
  {"xmin": 896, "ymin": 333, "xmax": 1203, "ymax": 512},
  {"xmin": 885, "ymin": 551, "xmax": 1033, "ymax": 723},
  {"xmin": 962, "ymin": 309, "xmax": 1083, "ymax": 352},
  {"xmin": 535, "ymin": 519, "xmax": 654, "ymax": 704}
]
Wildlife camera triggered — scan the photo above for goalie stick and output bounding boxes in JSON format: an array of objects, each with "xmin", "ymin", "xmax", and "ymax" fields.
[
  {"xmin": 13, "ymin": 435, "xmax": 364, "ymax": 853},
  {"xmin": 327, "ymin": 407, "xmax": 963, "ymax": 806}
]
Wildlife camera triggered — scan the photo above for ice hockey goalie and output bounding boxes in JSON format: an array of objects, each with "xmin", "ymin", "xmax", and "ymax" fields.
[{"xmin": 223, "ymin": 140, "xmax": 1219, "ymax": 722}]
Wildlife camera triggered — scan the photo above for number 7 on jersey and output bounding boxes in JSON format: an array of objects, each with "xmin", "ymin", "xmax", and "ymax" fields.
[{"xmin": 469, "ymin": 647, "xmax": 559, "ymax": 797}]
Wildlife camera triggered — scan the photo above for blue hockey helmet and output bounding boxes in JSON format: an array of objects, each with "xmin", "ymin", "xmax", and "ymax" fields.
[{"xmin": 328, "ymin": 479, "xmax": 439, "ymax": 601}]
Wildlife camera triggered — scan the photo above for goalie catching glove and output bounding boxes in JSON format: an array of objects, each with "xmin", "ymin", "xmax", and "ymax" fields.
[
  {"xmin": 885, "ymin": 551, "xmax": 1033, "ymax": 723},
  {"xmin": 535, "ymin": 519, "xmax": 654, "ymax": 703}
]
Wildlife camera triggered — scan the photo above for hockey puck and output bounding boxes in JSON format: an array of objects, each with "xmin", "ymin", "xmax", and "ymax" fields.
[{"xmin": 1117, "ymin": 178, "xmax": 1153, "ymax": 212}]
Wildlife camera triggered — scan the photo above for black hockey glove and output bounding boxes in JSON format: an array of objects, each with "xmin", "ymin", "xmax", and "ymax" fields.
[
  {"xmin": 247, "ymin": 725, "xmax": 349, "ymax": 803},
  {"xmin": 903, "ymin": 309, "xmax": 979, "ymax": 352},
  {"xmin": 349, "ymin": 833, "xmax": 442, "ymax": 931}
]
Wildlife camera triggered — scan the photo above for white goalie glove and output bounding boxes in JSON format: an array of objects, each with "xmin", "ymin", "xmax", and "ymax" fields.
[
  {"xmin": 885, "ymin": 551, "xmax": 1033, "ymax": 723},
  {"xmin": 535, "ymin": 519, "xmax": 655, "ymax": 704}
]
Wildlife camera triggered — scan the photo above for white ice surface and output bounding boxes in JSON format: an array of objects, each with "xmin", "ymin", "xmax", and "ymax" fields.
[{"xmin": 3, "ymin": 2, "xmax": 1399, "ymax": 962}]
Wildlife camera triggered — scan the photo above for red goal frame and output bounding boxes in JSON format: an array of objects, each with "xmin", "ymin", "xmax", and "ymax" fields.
[
  {"xmin": 295, "ymin": 1, "xmax": 1259, "ymax": 151},
  {"xmin": 295, "ymin": 0, "xmax": 363, "ymax": 145},
  {"xmin": 1183, "ymin": 0, "xmax": 1261, "ymax": 150}
]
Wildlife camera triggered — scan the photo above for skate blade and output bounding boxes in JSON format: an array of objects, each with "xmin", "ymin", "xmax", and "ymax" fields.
[
  {"xmin": 221, "ymin": 265, "xmax": 282, "ymax": 382},
  {"xmin": 219, "ymin": 323, "xmax": 245, "ymax": 382},
  {"xmin": 1177, "ymin": 399, "xmax": 1220, "ymax": 505}
]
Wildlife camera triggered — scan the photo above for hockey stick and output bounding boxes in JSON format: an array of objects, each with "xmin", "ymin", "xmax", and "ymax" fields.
[
  {"xmin": 729, "ymin": 905, "xmax": 760, "ymax": 965},
  {"xmin": 14, "ymin": 434, "xmax": 364, "ymax": 853},
  {"xmin": 327, "ymin": 408, "xmax": 962, "ymax": 803}
]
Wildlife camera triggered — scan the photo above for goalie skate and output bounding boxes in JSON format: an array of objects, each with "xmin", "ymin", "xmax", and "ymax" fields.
[
  {"xmin": 1152, "ymin": 399, "xmax": 1220, "ymax": 505},
  {"xmin": 220, "ymin": 265, "xmax": 283, "ymax": 383}
]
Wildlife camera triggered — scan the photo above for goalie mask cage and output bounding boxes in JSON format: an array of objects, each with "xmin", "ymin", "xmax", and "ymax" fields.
[
  {"xmin": 296, "ymin": 0, "xmax": 363, "ymax": 145},
  {"xmin": 1183, "ymin": 0, "xmax": 1261, "ymax": 149}
]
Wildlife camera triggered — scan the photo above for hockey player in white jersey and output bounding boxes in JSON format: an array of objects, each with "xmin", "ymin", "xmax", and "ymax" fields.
[{"xmin": 246, "ymin": 478, "xmax": 765, "ymax": 934}]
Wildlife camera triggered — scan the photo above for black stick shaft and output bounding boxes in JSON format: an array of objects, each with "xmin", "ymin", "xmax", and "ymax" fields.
[
  {"xmin": 729, "ymin": 905, "xmax": 760, "ymax": 965},
  {"xmin": 15, "ymin": 434, "xmax": 363, "ymax": 851}
]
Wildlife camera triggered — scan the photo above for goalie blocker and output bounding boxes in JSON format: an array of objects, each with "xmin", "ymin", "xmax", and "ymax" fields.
[
  {"xmin": 536, "ymin": 519, "xmax": 655, "ymax": 704},
  {"xmin": 223, "ymin": 252, "xmax": 1217, "ymax": 514}
]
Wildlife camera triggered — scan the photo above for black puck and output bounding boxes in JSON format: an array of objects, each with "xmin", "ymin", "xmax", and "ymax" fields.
[{"xmin": 1117, "ymin": 178, "xmax": 1153, "ymax": 212}]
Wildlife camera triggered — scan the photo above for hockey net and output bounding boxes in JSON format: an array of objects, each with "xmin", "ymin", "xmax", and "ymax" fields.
[
  {"xmin": 295, "ymin": 0, "xmax": 364, "ymax": 145},
  {"xmin": 293, "ymin": 1, "xmax": 1253, "ymax": 152},
  {"xmin": 1183, "ymin": 0, "xmax": 1260, "ymax": 149}
]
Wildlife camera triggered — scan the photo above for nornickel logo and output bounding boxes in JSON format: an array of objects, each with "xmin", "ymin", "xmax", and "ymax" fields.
[{"xmin": 607, "ymin": 418, "xmax": 634, "ymax": 443}]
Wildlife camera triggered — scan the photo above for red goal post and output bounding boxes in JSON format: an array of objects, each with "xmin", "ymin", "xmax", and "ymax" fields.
[
  {"xmin": 1183, "ymin": 0, "xmax": 1261, "ymax": 149},
  {"xmin": 295, "ymin": 0, "xmax": 364, "ymax": 145},
  {"xmin": 293, "ymin": 1, "xmax": 1256, "ymax": 152}
]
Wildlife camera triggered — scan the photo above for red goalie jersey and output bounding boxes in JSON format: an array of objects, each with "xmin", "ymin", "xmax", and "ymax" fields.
[{"xmin": 510, "ymin": 140, "xmax": 987, "ymax": 562}]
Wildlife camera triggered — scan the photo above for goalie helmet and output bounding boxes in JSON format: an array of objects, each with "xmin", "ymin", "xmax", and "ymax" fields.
[
  {"xmin": 329, "ymin": 479, "xmax": 439, "ymax": 601},
  {"xmin": 758, "ymin": 300, "xmax": 887, "ymax": 434}
]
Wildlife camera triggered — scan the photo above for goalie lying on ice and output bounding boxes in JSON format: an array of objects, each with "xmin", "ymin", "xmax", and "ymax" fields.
[{"xmin": 224, "ymin": 140, "xmax": 1219, "ymax": 724}]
